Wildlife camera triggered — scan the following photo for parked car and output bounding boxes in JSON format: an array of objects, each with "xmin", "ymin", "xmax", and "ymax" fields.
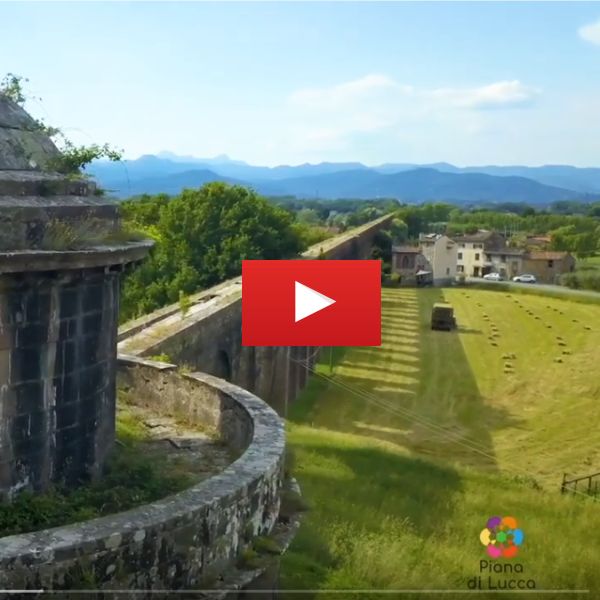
[
  {"xmin": 513, "ymin": 274, "xmax": 537, "ymax": 284},
  {"xmin": 483, "ymin": 272, "xmax": 504, "ymax": 282}
]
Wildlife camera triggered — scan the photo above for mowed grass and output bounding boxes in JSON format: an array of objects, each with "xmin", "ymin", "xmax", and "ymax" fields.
[{"xmin": 283, "ymin": 287, "xmax": 600, "ymax": 597}]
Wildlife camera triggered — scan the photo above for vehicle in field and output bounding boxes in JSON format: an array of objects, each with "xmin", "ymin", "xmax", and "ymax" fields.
[
  {"xmin": 431, "ymin": 302, "xmax": 456, "ymax": 331},
  {"xmin": 512, "ymin": 274, "xmax": 537, "ymax": 284},
  {"xmin": 483, "ymin": 272, "xmax": 504, "ymax": 282}
]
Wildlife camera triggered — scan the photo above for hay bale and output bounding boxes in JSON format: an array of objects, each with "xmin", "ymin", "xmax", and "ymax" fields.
[
  {"xmin": 504, "ymin": 362, "xmax": 513, "ymax": 369},
  {"xmin": 554, "ymin": 357, "xmax": 563, "ymax": 363},
  {"xmin": 558, "ymin": 341, "xmax": 567, "ymax": 347},
  {"xmin": 546, "ymin": 325, "xmax": 553, "ymax": 329},
  {"xmin": 562, "ymin": 350, "xmax": 571, "ymax": 355},
  {"xmin": 491, "ymin": 342, "xmax": 498, "ymax": 347}
]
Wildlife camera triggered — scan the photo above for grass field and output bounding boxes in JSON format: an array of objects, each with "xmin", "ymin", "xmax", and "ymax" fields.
[{"xmin": 282, "ymin": 287, "xmax": 600, "ymax": 597}]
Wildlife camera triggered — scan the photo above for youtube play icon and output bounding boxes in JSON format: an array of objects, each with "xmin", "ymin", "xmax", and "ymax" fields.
[{"xmin": 242, "ymin": 260, "xmax": 381, "ymax": 346}]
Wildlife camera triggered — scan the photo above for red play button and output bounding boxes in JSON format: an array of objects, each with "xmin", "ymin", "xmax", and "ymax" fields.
[{"xmin": 242, "ymin": 260, "xmax": 381, "ymax": 347}]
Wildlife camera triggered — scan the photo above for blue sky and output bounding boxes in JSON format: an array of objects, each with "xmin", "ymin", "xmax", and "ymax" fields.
[{"xmin": 2, "ymin": 1, "xmax": 600, "ymax": 167}]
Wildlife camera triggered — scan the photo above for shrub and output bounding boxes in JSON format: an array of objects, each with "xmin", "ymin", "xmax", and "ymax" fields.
[{"xmin": 561, "ymin": 271, "xmax": 600, "ymax": 292}]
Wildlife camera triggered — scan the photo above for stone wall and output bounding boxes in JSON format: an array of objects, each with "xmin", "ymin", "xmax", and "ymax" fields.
[
  {"xmin": 0, "ymin": 355, "xmax": 286, "ymax": 593},
  {"xmin": 0, "ymin": 267, "xmax": 120, "ymax": 499},
  {"xmin": 118, "ymin": 215, "xmax": 393, "ymax": 414}
]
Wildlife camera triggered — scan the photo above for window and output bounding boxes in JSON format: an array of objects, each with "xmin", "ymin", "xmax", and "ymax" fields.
[
  {"xmin": 548, "ymin": 260, "xmax": 554, "ymax": 268},
  {"xmin": 475, "ymin": 253, "xmax": 480, "ymax": 261},
  {"xmin": 446, "ymin": 267, "xmax": 450, "ymax": 275},
  {"xmin": 457, "ymin": 265, "xmax": 464, "ymax": 273},
  {"xmin": 501, "ymin": 255, "xmax": 506, "ymax": 261},
  {"xmin": 458, "ymin": 252, "xmax": 463, "ymax": 260},
  {"xmin": 401, "ymin": 255, "xmax": 410, "ymax": 268}
]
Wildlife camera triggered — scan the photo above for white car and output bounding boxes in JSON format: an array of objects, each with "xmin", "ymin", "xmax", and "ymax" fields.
[
  {"xmin": 512, "ymin": 274, "xmax": 537, "ymax": 284},
  {"xmin": 483, "ymin": 272, "xmax": 503, "ymax": 282}
]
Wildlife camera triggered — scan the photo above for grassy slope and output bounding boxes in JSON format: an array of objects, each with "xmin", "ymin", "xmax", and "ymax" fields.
[{"xmin": 283, "ymin": 288, "xmax": 600, "ymax": 597}]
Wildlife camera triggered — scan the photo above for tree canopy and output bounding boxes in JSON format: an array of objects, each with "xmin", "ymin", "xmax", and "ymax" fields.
[{"xmin": 120, "ymin": 183, "xmax": 306, "ymax": 320}]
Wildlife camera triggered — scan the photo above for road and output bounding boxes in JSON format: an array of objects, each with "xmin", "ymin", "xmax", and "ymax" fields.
[{"xmin": 465, "ymin": 277, "xmax": 600, "ymax": 301}]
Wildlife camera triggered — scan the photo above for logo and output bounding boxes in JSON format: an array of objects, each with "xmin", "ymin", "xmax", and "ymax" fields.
[
  {"xmin": 480, "ymin": 516, "xmax": 524, "ymax": 559},
  {"xmin": 242, "ymin": 259, "xmax": 381, "ymax": 346}
]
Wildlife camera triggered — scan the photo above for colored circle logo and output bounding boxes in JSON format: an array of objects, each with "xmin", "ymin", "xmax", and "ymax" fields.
[{"xmin": 480, "ymin": 516, "xmax": 524, "ymax": 558}]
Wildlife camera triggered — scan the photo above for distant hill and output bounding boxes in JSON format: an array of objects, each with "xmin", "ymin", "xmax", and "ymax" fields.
[
  {"xmin": 86, "ymin": 154, "xmax": 600, "ymax": 204},
  {"xmin": 253, "ymin": 168, "xmax": 591, "ymax": 204}
]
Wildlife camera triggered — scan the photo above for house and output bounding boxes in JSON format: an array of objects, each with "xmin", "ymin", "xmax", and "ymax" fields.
[
  {"xmin": 485, "ymin": 249, "xmax": 576, "ymax": 283},
  {"xmin": 391, "ymin": 246, "xmax": 432, "ymax": 285},
  {"xmin": 521, "ymin": 251, "xmax": 576, "ymax": 284},
  {"xmin": 484, "ymin": 248, "xmax": 527, "ymax": 279},
  {"xmin": 419, "ymin": 233, "xmax": 458, "ymax": 285},
  {"xmin": 451, "ymin": 230, "xmax": 506, "ymax": 277}
]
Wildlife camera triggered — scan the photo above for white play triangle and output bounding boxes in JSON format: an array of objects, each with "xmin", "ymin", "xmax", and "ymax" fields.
[{"xmin": 295, "ymin": 281, "xmax": 336, "ymax": 323}]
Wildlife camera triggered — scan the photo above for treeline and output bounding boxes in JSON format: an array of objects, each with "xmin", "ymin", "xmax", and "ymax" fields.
[
  {"xmin": 270, "ymin": 197, "xmax": 399, "ymax": 231},
  {"xmin": 392, "ymin": 203, "xmax": 600, "ymax": 257}
]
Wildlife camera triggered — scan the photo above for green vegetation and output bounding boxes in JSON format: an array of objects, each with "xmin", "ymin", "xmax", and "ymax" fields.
[
  {"xmin": 0, "ymin": 410, "xmax": 193, "ymax": 537},
  {"xmin": 562, "ymin": 256, "xmax": 600, "ymax": 291},
  {"xmin": 271, "ymin": 198, "xmax": 399, "ymax": 232},
  {"xmin": 1, "ymin": 73, "xmax": 122, "ymax": 175},
  {"xmin": 283, "ymin": 288, "xmax": 600, "ymax": 596},
  {"xmin": 119, "ymin": 183, "xmax": 308, "ymax": 320},
  {"xmin": 38, "ymin": 218, "xmax": 146, "ymax": 251}
]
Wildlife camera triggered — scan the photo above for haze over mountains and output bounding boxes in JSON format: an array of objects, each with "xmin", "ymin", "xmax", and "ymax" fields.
[{"xmin": 87, "ymin": 154, "xmax": 600, "ymax": 205}]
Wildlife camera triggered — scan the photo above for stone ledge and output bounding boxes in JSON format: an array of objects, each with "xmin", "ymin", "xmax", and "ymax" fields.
[{"xmin": 0, "ymin": 240, "xmax": 153, "ymax": 273}]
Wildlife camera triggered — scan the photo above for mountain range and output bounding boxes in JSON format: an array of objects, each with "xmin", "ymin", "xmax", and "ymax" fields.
[{"xmin": 86, "ymin": 154, "xmax": 600, "ymax": 205}]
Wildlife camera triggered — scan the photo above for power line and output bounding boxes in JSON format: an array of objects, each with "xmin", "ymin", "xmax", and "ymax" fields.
[{"xmin": 289, "ymin": 353, "xmax": 597, "ymax": 501}]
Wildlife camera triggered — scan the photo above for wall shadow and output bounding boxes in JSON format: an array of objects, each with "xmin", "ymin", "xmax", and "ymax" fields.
[{"xmin": 291, "ymin": 288, "xmax": 521, "ymax": 473}]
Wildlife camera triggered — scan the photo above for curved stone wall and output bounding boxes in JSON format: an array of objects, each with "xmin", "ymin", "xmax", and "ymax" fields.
[{"xmin": 0, "ymin": 355, "xmax": 285, "ymax": 592}]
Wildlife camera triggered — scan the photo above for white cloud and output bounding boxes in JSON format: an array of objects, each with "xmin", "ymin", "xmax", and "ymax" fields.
[
  {"xmin": 578, "ymin": 18, "xmax": 600, "ymax": 45},
  {"xmin": 430, "ymin": 80, "xmax": 540, "ymax": 109},
  {"xmin": 282, "ymin": 74, "xmax": 540, "ymax": 156},
  {"xmin": 289, "ymin": 74, "xmax": 411, "ymax": 110}
]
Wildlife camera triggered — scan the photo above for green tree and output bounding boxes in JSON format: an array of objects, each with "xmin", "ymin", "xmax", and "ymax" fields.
[
  {"xmin": 389, "ymin": 217, "xmax": 408, "ymax": 243},
  {"xmin": 120, "ymin": 183, "xmax": 304, "ymax": 320}
]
